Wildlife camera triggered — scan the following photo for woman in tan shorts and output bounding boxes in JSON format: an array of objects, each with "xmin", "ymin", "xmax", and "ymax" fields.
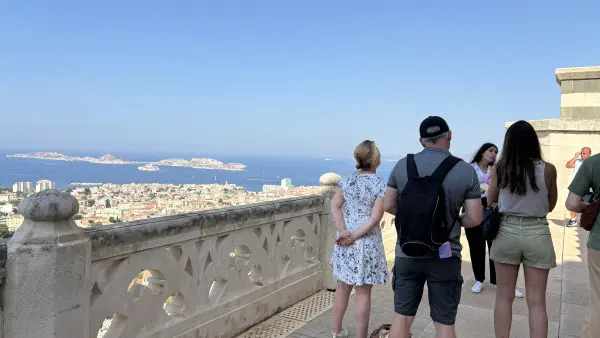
[{"xmin": 487, "ymin": 120, "xmax": 558, "ymax": 338}]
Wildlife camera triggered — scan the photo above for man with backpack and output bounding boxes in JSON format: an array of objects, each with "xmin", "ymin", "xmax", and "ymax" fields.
[{"xmin": 382, "ymin": 116, "xmax": 483, "ymax": 338}]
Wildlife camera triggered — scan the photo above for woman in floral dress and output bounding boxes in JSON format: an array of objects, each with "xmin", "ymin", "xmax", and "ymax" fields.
[{"xmin": 330, "ymin": 140, "xmax": 388, "ymax": 338}]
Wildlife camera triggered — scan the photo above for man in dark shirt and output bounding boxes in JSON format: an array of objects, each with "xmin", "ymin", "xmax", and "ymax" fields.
[
  {"xmin": 565, "ymin": 153, "xmax": 600, "ymax": 338},
  {"xmin": 383, "ymin": 116, "xmax": 482, "ymax": 338}
]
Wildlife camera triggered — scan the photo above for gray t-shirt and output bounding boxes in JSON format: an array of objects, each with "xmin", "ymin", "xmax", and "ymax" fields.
[{"xmin": 387, "ymin": 148, "xmax": 481, "ymax": 258}]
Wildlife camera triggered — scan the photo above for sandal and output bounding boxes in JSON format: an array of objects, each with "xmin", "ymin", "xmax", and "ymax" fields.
[
  {"xmin": 369, "ymin": 324, "xmax": 412, "ymax": 338},
  {"xmin": 370, "ymin": 324, "xmax": 391, "ymax": 338}
]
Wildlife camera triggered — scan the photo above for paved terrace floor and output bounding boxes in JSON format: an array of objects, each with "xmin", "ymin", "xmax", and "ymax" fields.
[{"xmin": 239, "ymin": 221, "xmax": 591, "ymax": 338}]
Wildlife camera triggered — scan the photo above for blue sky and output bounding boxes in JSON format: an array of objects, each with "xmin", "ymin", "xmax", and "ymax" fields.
[{"xmin": 1, "ymin": 1, "xmax": 599, "ymax": 158}]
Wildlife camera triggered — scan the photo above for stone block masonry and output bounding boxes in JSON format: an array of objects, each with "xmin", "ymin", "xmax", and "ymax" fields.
[{"xmin": 507, "ymin": 66, "xmax": 600, "ymax": 221}]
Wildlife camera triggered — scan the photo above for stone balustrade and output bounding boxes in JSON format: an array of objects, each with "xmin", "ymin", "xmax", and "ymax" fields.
[{"xmin": 0, "ymin": 172, "xmax": 343, "ymax": 338}]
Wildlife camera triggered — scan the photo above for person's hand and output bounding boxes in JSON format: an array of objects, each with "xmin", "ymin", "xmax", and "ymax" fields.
[
  {"xmin": 575, "ymin": 151, "xmax": 581, "ymax": 158},
  {"xmin": 336, "ymin": 230, "xmax": 349, "ymax": 245},
  {"xmin": 336, "ymin": 231, "xmax": 355, "ymax": 247}
]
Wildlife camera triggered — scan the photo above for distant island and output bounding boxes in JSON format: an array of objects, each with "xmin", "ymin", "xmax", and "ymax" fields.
[
  {"xmin": 7, "ymin": 152, "xmax": 136, "ymax": 164},
  {"xmin": 156, "ymin": 158, "xmax": 246, "ymax": 171},
  {"xmin": 138, "ymin": 164, "xmax": 160, "ymax": 172},
  {"xmin": 7, "ymin": 152, "xmax": 247, "ymax": 171}
]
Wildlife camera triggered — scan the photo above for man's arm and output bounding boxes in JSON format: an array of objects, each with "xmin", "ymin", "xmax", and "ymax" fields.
[
  {"xmin": 461, "ymin": 167, "xmax": 483, "ymax": 228},
  {"xmin": 384, "ymin": 164, "xmax": 400, "ymax": 214},
  {"xmin": 565, "ymin": 161, "xmax": 592, "ymax": 212},
  {"xmin": 383, "ymin": 187, "xmax": 398, "ymax": 214},
  {"xmin": 461, "ymin": 199, "xmax": 483, "ymax": 228},
  {"xmin": 566, "ymin": 192, "xmax": 589, "ymax": 213},
  {"xmin": 566, "ymin": 152, "xmax": 580, "ymax": 169}
]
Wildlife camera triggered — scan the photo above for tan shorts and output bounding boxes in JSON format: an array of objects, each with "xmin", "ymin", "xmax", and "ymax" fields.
[{"xmin": 490, "ymin": 215, "xmax": 557, "ymax": 269}]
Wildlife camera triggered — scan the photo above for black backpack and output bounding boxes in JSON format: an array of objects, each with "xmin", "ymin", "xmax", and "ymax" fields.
[{"xmin": 396, "ymin": 154, "xmax": 462, "ymax": 257}]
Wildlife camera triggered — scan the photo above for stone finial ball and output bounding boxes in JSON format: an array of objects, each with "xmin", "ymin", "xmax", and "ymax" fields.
[
  {"xmin": 319, "ymin": 172, "xmax": 342, "ymax": 186},
  {"xmin": 18, "ymin": 189, "xmax": 79, "ymax": 221}
]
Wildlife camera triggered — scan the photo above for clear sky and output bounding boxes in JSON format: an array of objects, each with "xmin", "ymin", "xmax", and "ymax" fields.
[{"xmin": 1, "ymin": 1, "xmax": 599, "ymax": 158}]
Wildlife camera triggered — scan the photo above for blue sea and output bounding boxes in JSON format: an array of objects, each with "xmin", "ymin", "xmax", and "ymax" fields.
[{"xmin": 0, "ymin": 149, "xmax": 398, "ymax": 192}]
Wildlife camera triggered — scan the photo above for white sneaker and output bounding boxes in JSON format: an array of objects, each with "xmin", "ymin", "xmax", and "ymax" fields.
[
  {"xmin": 515, "ymin": 289, "xmax": 524, "ymax": 298},
  {"xmin": 471, "ymin": 281, "xmax": 483, "ymax": 293},
  {"xmin": 331, "ymin": 329, "xmax": 348, "ymax": 337}
]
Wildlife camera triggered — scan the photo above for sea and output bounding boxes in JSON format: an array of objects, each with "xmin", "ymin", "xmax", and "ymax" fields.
[{"xmin": 0, "ymin": 149, "xmax": 401, "ymax": 192}]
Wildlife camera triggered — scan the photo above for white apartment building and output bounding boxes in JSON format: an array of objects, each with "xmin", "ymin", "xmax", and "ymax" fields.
[
  {"xmin": 281, "ymin": 178, "xmax": 293, "ymax": 188},
  {"xmin": 262, "ymin": 178, "xmax": 294, "ymax": 192},
  {"xmin": 12, "ymin": 181, "xmax": 32, "ymax": 194},
  {"xmin": 35, "ymin": 180, "xmax": 56, "ymax": 193}
]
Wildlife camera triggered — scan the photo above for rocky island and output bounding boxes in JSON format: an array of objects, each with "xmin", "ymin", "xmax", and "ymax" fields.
[
  {"xmin": 7, "ymin": 152, "xmax": 246, "ymax": 171},
  {"xmin": 138, "ymin": 164, "xmax": 160, "ymax": 172},
  {"xmin": 156, "ymin": 158, "xmax": 246, "ymax": 171},
  {"xmin": 7, "ymin": 152, "xmax": 136, "ymax": 164}
]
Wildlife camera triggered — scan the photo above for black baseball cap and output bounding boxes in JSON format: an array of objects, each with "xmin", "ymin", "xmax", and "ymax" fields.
[{"xmin": 419, "ymin": 116, "xmax": 450, "ymax": 138}]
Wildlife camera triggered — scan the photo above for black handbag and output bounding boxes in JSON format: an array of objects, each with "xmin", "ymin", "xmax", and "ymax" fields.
[{"xmin": 482, "ymin": 206, "xmax": 502, "ymax": 241}]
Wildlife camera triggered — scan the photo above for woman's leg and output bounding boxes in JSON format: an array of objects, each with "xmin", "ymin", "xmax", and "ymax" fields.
[
  {"xmin": 494, "ymin": 262, "xmax": 520, "ymax": 338},
  {"xmin": 355, "ymin": 284, "xmax": 373, "ymax": 338},
  {"xmin": 465, "ymin": 226, "xmax": 486, "ymax": 290},
  {"xmin": 332, "ymin": 281, "xmax": 353, "ymax": 334},
  {"xmin": 523, "ymin": 265, "xmax": 550, "ymax": 338}
]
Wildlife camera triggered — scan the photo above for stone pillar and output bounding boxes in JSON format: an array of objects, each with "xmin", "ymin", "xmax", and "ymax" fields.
[
  {"xmin": 506, "ymin": 66, "xmax": 600, "ymax": 221},
  {"xmin": 3, "ymin": 190, "xmax": 90, "ymax": 338},
  {"xmin": 319, "ymin": 172, "xmax": 342, "ymax": 291},
  {"xmin": 557, "ymin": 66, "xmax": 600, "ymax": 119}
]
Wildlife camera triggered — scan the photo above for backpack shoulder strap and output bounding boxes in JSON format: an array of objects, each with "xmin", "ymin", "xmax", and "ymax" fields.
[
  {"xmin": 406, "ymin": 154, "xmax": 419, "ymax": 180},
  {"xmin": 431, "ymin": 156, "xmax": 462, "ymax": 182}
]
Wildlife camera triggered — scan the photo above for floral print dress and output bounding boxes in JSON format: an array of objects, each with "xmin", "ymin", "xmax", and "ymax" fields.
[{"xmin": 331, "ymin": 172, "xmax": 388, "ymax": 286}]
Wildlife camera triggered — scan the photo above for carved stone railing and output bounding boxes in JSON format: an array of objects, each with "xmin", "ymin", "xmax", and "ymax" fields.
[
  {"xmin": 86, "ymin": 196, "xmax": 324, "ymax": 338},
  {"xmin": 0, "ymin": 172, "xmax": 342, "ymax": 338}
]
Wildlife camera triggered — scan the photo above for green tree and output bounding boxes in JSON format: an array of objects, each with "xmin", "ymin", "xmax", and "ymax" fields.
[
  {"xmin": 105, "ymin": 199, "xmax": 111, "ymax": 208},
  {"xmin": 109, "ymin": 216, "xmax": 116, "ymax": 223},
  {"xmin": 10, "ymin": 200, "xmax": 20, "ymax": 207},
  {"xmin": 84, "ymin": 188, "xmax": 91, "ymax": 195},
  {"xmin": 73, "ymin": 214, "xmax": 83, "ymax": 220},
  {"xmin": 65, "ymin": 187, "xmax": 73, "ymax": 193},
  {"xmin": 93, "ymin": 221, "xmax": 103, "ymax": 227},
  {"xmin": 86, "ymin": 199, "xmax": 95, "ymax": 207}
]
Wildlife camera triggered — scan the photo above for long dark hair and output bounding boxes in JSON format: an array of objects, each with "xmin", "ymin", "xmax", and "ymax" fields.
[
  {"xmin": 496, "ymin": 120, "xmax": 542, "ymax": 195},
  {"xmin": 471, "ymin": 142, "xmax": 498, "ymax": 165}
]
